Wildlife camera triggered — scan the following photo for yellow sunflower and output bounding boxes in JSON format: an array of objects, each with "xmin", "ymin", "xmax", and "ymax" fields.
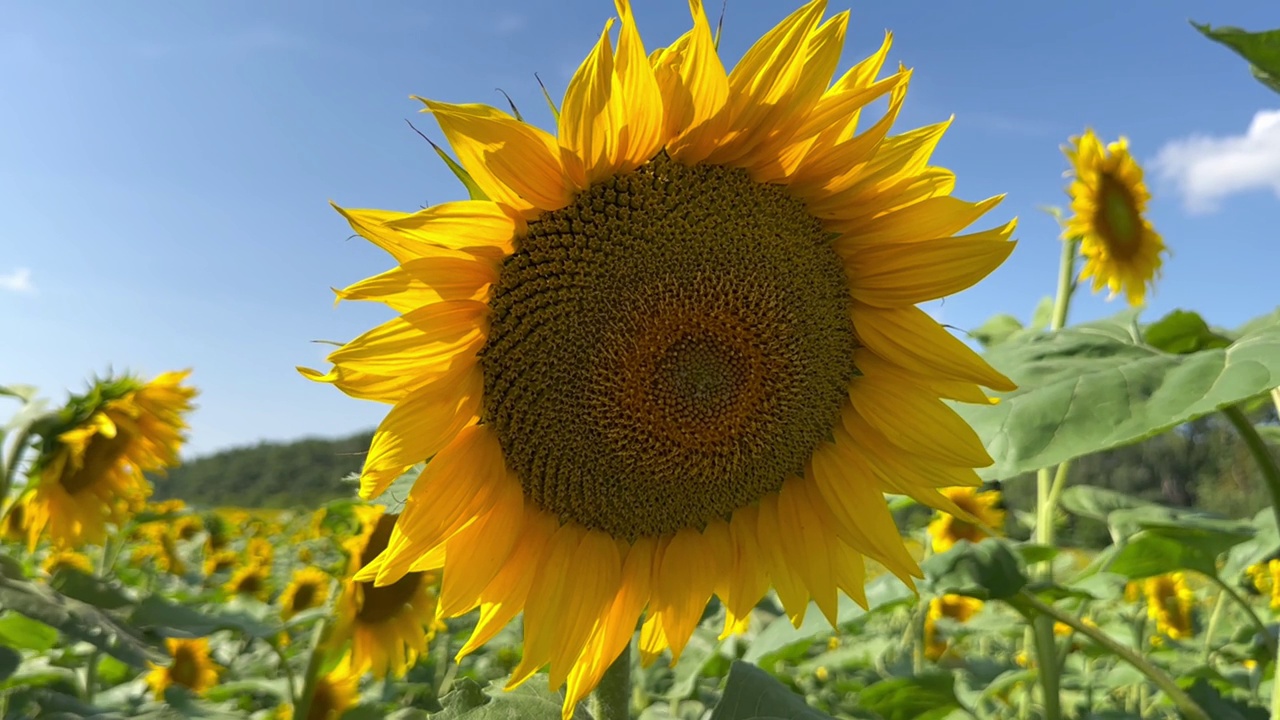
[
  {"xmin": 225, "ymin": 562, "xmax": 272, "ymax": 601},
  {"xmin": 1063, "ymin": 129, "xmax": 1166, "ymax": 307},
  {"xmin": 41, "ymin": 548, "xmax": 94, "ymax": 576},
  {"xmin": 270, "ymin": 658, "xmax": 362, "ymax": 720},
  {"xmin": 145, "ymin": 636, "xmax": 220, "ymax": 700},
  {"xmin": 280, "ymin": 567, "xmax": 333, "ymax": 619},
  {"xmin": 926, "ymin": 486, "xmax": 1005, "ymax": 554},
  {"xmin": 1141, "ymin": 572, "xmax": 1196, "ymax": 640},
  {"xmin": 328, "ymin": 506, "xmax": 440, "ymax": 679},
  {"xmin": 924, "ymin": 594, "xmax": 983, "ymax": 660},
  {"xmin": 307, "ymin": 1, "xmax": 1014, "ymax": 712},
  {"xmin": 247, "ymin": 537, "xmax": 275, "ymax": 565},
  {"xmin": 203, "ymin": 549, "xmax": 239, "ymax": 576},
  {"xmin": 173, "ymin": 515, "xmax": 203, "ymax": 542},
  {"xmin": 21, "ymin": 371, "xmax": 196, "ymax": 549},
  {"xmin": 132, "ymin": 523, "xmax": 186, "ymax": 575}
]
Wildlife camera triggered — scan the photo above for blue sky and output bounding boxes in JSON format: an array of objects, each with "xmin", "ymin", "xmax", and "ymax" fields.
[{"xmin": 3, "ymin": 0, "xmax": 1278, "ymax": 457}]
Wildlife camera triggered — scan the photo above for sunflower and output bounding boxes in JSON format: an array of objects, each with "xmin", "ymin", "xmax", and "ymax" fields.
[
  {"xmin": 145, "ymin": 637, "xmax": 220, "ymax": 700},
  {"xmin": 247, "ymin": 537, "xmax": 275, "ymax": 565},
  {"xmin": 132, "ymin": 523, "xmax": 186, "ymax": 575},
  {"xmin": 1141, "ymin": 572, "xmax": 1196, "ymax": 640},
  {"xmin": 327, "ymin": 506, "xmax": 440, "ymax": 679},
  {"xmin": 269, "ymin": 658, "xmax": 362, "ymax": 720},
  {"xmin": 307, "ymin": 1, "xmax": 1014, "ymax": 712},
  {"xmin": 280, "ymin": 567, "xmax": 333, "ymax": 619},
  {"xmin": 203, "ymin": 549, "xmax": 239, "ymax": 576},
  {"xmin": 41, "ymin": 548, "xmax": 94, "ymax": 576},
  {"xmin": 1063, "ymin": 129, "xmax": 1166, "ymax": 307},
  {"xmin": 225, "ymin": 562, "xmax": 272, "ymax": 601},
  {"xmin": 924, "ymin": 594, "xmax": 983, "ymax": 660},
  {"xmin": 21, "ymin": 371, "xmax": 196, "ymax": 549},
  {"xmin": 1246, "ymin": 560, "xmax": 1280, "ymax": 610},
  {"xmin": 926, "ymin": 486, "xmax": 1005, "ymax": 554},
  {"xmin": 173, "ymin": 515, "xmax": 203, "ymax": 542}
]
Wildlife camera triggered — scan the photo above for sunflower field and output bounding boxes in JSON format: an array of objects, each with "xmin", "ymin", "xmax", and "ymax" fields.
[{"xmin": 4, "ymin": 3, "xmax": 1280, "ymax": 719}]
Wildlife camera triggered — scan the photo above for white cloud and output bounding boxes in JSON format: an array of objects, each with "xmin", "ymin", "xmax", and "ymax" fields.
[
  {"xmin": 1153, "ymin": 109, "xmax": 1280, "ymax": 213},
  {"xmin": 0, "ymin": 267, "xmax": 34, "ymax": 294}
]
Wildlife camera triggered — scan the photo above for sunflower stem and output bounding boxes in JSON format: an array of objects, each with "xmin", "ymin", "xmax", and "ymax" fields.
[
  {"xmin": 1203, "ymin": 589, "xmax": 1226, "ymax": 665},
  {"xmin": 1208, "ymin": 573, "xmax": 1276, "ymax": 657},
  {"xmin": 1223, "ymin": 405, "xmax": 1280, "ymax": 543},
  {"xmin": 1030, "ymin": 615, "xmax": 1062, "ymax": 720},
  {"xmin": 1015, "ymin": 590, "xmax": 1211, "ymax": 720},
  {"xmin": 294, "ymin": 617, "xmax": 332, "ymax": 720},
  {"xmin": 590, "ymin": 643, "xmax": 632, "ymax": 720}
]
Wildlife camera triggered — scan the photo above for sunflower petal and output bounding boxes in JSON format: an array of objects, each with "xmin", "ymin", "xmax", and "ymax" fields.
[
  {"xmin": 655, "ymin": 527, "xmax": 719, "ymax": 662},
  {"xmin": 559, "ymin": 20, "xmax": 625, "ymax": 188},
  {"xmin": 436, "ymin": 473, "xmax": 525, "ymax": 617},
  {"xmin": 832, "ymin": 195, "xmax": 1005, "ymax": 251},
  {"xmin": 853, "ymin": 303, "xmax": 1015, "ymax": 391},
  {"xmin": 612, "ymin": 0, "xmax": 665, "ymax": 168},
  {"xmin": 657, "ymin": 0, "xmax": 729, "ymax": 164},
  {"xmin": 336, "ymin": 201, "xmax": 518, "ymax": 260},
  {"xmin": 327, "ymin": 300, "xmax": 487, "ymax": 374},
  {"xmin": 848, "ymin": 370, "xmax": 993, "ymax": 468},
  {"xmin": 847, "ymin": 223, "xmax": 1017, "ymax": 307}
]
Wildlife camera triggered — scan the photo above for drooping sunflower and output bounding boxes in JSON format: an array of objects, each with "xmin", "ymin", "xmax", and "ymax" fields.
[
  {"xmin": 145, "ymin": 636, "xmax": 220, "ymax": 700},
  {"xmin": 924, "ymin": 594, "xmax": 984, "ymax": 660},
  {"xmin": 307, "ymin": 0, "xmax": 1014, "ymax": 711},
  {"xmin": 21, "ymin": 371, "xmax": 196, "ymax": 549},
  {"xmin": 1141, "ymin": 572, "xmax": 1196, "ymax": 640},
  {"xmin": 280, "ymin": 566, "xmax": 333, "ymax": 620},
  {"xmin": 41, "ymin": 548, "xmax": 94, "ymax": 576},
  {"xmin": 926, "ymin": 486, "xmax": 1006, "ymax": 554},
  {"xmin": 1063, "ymin": 129, "xmax": 1166, "ymax": 307},
  {"xmin": 224, "ymin": 562, "xmax": 272, "ymax": 601},
  {"xmin": 327, "ymin": 505, "xmax": 440, "ymax": 679}
]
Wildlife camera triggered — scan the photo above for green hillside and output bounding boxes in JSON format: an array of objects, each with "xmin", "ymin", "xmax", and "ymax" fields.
[{"xmin": 150, "ymin": 430, "xmax": 373, "ymax": 509}]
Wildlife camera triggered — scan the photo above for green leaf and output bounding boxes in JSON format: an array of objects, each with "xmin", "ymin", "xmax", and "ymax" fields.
[
  {"xmin": 0, "ymin": 612, "xmax": 57, "ymax": 651},
  {"xmin": 1029, "ymin": 296, "xmax": 1054, "ymax": 331},
  {"xmin": 855, "ymin": 673, "xmax": 963, "ymax": 720},
  {"xmin": 0, "ymin": 574, "xmax": 159, "ymax": 668},
  {"xmin": 1107, "ymin": 522, "xmax": 1253, "ymax": 579},
  {"xmin": 666, "ymin": 627, "xmax": 721, "ymax": 700},
  {"xmin": 130, "ymin": 596, "xmax": 281, "ymax": 639},
  {"xmin": 958, "ymin": 308, "xmax": 1280, "ymax": 479},
  {"xmin": 0, "ymin": 645, "xmax": 19, "ymax": 682},
  {"xmin": 431, "ymin": 676, "xmax": 589, "ymax": 720},
  {"xmin": 921, "ymin": 538, "xmax": 1028, "ymax": 601},
  {"xmin": 1057, "ymin": 486, "xmax": 1157, "ymax": 524},
  {"xmin": 1221, "ymin": 508, "xmax": 1278, "ymax": 580},
  {"xmin": 50, "ymin": 569, "xmax": 136, "ymax": 611},
  {"xmin": 1184, "ymin": 678, "xmax": 1269, "ymax": 720},
  {"xmin": 969, "ymin": 314, "xmax": 1024, "ymax": 349},
  {"xmin": 1193, "ymin": 22, "xmax": 1280, "ymax": 95},
  {"xmin": 709, "ymin": 661, "xmax": 833, "ymax": 720},
  {"xmin": 1144, "ymin": 309, "xmax": 1233, "ymax": 354},
  {"xmin": 1258, "ymin": 425, "xmax": 1280, "ymax": 446}
]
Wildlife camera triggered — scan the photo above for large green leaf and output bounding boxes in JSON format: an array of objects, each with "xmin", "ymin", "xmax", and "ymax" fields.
[
  {"xmin": 0, "ymin": 645, "xmax": 19, "ymax": 682},
  {"xmin": 1107, "ymin": 526, "xmax": 1252, "ymax": 579},
  {"xmin": 856, "ymin": 674, "xmax": 963, "ymax": 720},
  {"xmin": 958, "ymin": 309, "xmax": 1280, "ymax": 479},
  {"xmin": 0, "ymin": 612, "xmax": 58, "ymax": 651},
  {"xmin": 129, "ymin": 596, "xmax": 280, "ymax": 639},
  {"xmin": 1057, "ymin": 486, "xmax": 1158, "ymax": 524},
  {"xmin": 431, "ymin": 676, "xmax": 590, "ymax": 720},
  {"xmin": 1144, "ymin": 309, "xmax": 1232, "ymax": 354},
  {"xmin": 921, "ymin": 538, "xmax": 1028, "ymax": 601},
  {"xmin": 0, "ymin": 573, "xmax": 158, "ymax": 668},
  {"xmin": 709, "ymin": 661, "xmax": 832, "ymax": 720},
  {"xmin": 1193, "ymin": 22, "xmax": 1280, "ymax": 94}
]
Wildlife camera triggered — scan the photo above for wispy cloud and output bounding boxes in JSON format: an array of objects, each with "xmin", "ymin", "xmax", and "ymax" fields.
[
  {"xmin": 1153, "ymin": 109, "xmax": 1280, "ymax": 213},
  {"xmin": 0, "ymin": 268, "xmax": 34, "ymax": 294}
]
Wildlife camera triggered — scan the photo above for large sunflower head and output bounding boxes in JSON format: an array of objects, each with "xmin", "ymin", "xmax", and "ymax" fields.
[
  {"xmin": 1143, "ymin": 572, "xmax": 1196, "ymax": 640},
  {"xmin": 327, "ymin": 506, "xmax": 440, "ymax": 679},
  {"xmin": 308, "ymin": 1, "xmax": 1014, "ymax": 713},
  {"xmin": 21, "ymin": 370, "xmax": 196, "ymax": 549},
  {"xmin": 926, "ymin": 485, "xmax": 1005, "ymax": 554},
  {"xmin": 1063, "ymin": 128, "xmax": 1166, "ymax": 307},
  {"xmin": 145, "ymin": 636, "xmax": 220, "ymax": 700},
  {"xmin": 279, "ymin": 566, "xmax": 333, "ymax": 620},
  {"xmin": 224, "ymin": 562, "xmax": 272, "ymax": 601}
]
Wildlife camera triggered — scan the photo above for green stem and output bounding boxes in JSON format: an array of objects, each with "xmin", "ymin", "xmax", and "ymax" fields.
[
  {"xmin": 294, "ymin": 618, "xmax": 332, "ymax": 720},
  {"xmin": 0, "ymin": 423, "xmax": 36, "ymax": 507},
  {"xmin": 267, "ymin": 635, "xmax": 299, "ymax": 709},
  {"xmin": 1203, "ymin": 590, "xmax": 1226, "ymax": 665},
  {"xmin": 1016, "ymin": 590, "xmax": 1210, "ymax": 720},
  {"xmin": 1223, "ymin": 405, "xmax": 1280, "ymax": 538},
  {"xmin": 1033, "ymin": 239, "xmax": 1078, "ymax": 574},
  {"xmin": 1207, "ymin": 573, "xmax": 1277, "ymax": 657},
  {"xmin": 589, "ymin": 644, "xmax": 632, "ymax": 720},
  {"xmin": 1031, "ymin": 615, "xmax": 1062, "ymax": 720},
  {"xmin": 1049, "ymin": 238, "xmax": 1077, "ymax": 333}
]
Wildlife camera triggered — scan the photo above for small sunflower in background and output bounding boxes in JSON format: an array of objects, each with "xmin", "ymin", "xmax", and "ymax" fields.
[
  {"xmin": 1063, "ymin": 129, "xmax": 1167, "ymax": 306},
  {"xmin": 41, "ymin": 548, "xmax": 94, "ymax": 576},
  {"xmin": 1141, "ymin": 572, "xmax": 1196, "ymax": 640},
  {"xmin": 203, "ymin": 549, "xmax": 238, "ymax": 577},
  {"xmin": 328, "ymin": 506, "xmax": 440, "ymax": 679},
  {"xmin": 203, "ymin": 513, "xmax": 231, "ymax": 553},
  {"xmin": 131, "ymin": 523, "xmax": 186, "ymax": 576},
  {"xmin": 924, "ymin": 594, "xmax": 984, "ymax": 660},
  {"xmin": 225, "ymin": 562, "xmax": 272, "ymax": 601},
  {"xmin": 279, "ymin": 567, "xmax": 332, "ymax": 620},
  {"xmin": 247, "ymin": 537, "xmax": 275, "ymax": 566},
  {"xmin": 173, "ymin": 514, "xmax": 203, "ymax": 542},
  {"xmin": 268, "ymin": 657, "xmax": 361, "ymax": 720},
  {"xmin": 19, "ymin": 370, "xmax": 196, "ymax": 549},
  {"xmin": 926, "ymin": 486, "xmax": 1006, "ymax": 554},
  {"xmin": 1246, "ymin": 559, "xmax": 1280, "ymax": 610},
  {"xmin": 145, "ymin": 636, "xmax": 220, "ymax": 700},
  {"xmin": 308, "ymin": 0, "xmax": 1016, "ymax": 711}
]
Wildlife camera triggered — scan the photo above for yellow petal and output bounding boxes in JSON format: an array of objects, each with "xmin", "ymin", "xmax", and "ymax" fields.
[
  {"xmin": 852, "ymin": 303, "xmax": 1015, "ymax": 391},
  {"xmin": 846, "ymin": 223, "xmax": 1017, "ymax": 307},
  {"xmin": 335, "ymin": 202, "xmax": 517, "ymax": 261},
  {"xmin": 656, "ymin": 0, "xmax": 729, "ymax": 164},
  {"xmin": 421, "ymin": 100, "xmax": 571, "ymax": 215},
  {"xmin": 839, "ymin": 409, "xmax": 981, "ymax": 515},
  {"xmin": 755, "ymin": 493, "xmax": 809, "ymax": 626},
  {"xmin": 831, "ymin": 538, "xmax": 869, "ymax": 609},
  {"xmin": 832, "ymin": 195, "xmax": 1005, "ymax": 251},
  {"xmin": 358, "ymin": 366, "xmax": 483, "ymax": 500},
  {"xmin": 558, "ymin": 20, "xmax": 626, "ymax": 188},
  {"xmin": 655, "ymin": 526, "xmax": 719, "ymax": 663},
  {"xmin": 327, "ymin": 300, "xmax": 487, "ymax": 375},
  {"xmin": 638, "ymin": 611, "xmax": 668, "ymax": 667},
  {"xmin": 848, "ymin": 368, "xmax": 993, "ymax": 469},
  {"xmin": 775, "ymin": 479, "xmax": 839, "ymax": 626},
  {"xmin": 563, "ymin": 537, "xmax": 656, "ymax": 713},
  {"xmin": 436, "ymin": 473, "xmax": 525, "ymax": 617},
  {"xmin": 853, "ymin": 348, "xmax": 1000, "ymax": 405},
  {"xmin": 721, "ymin": 506, "xmax": 770, "ymax": 625},
  {"xmin": 611, "ymin": 0, "xmax": 665, "ymax": 168},
  {"xmin": 787, "ymin": 75, "xmax": 910, "ymax": 197}
]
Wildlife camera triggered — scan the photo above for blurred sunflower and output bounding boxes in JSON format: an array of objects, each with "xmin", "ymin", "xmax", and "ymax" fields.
[
  {"xmin": 204, "ymin": 513, "xmax": 231, "ymax": 553},
  {"xmin": 270, "ymin": 659, "xmax": 361, "ymax": 720},
  {"xmin": 308, "ymin": 0, "xmax": 1014, "ymax": 710},
  {"xmin": 131, "ymin": 525, "xmax": 187, "ymax": 576},
  {"xmin": 203, "ymin": 549, "xmax": 238, "ymax": 577},
  {"xmin": 1141, "ymin": 572, "xmax": 1196, "ymax": 640},
  {"xmin": 20, "ymin": 371, "xmax": 196, "ymax": 549},
  {"xmin": 145, "ymin": 637, "xmax": 220, "ymax": 700},
  {"xmin": 926, "ymin": 486, "xmax": 1005, "ymax": 554},
  {"xmin": 225, "ymin": 562, "xmax": 272, "ymax": 601},
  {"xmin": 149, "ymin": 499, "xmax": 187, "ymax": 515},
  {"xmin": 1063, "ymin": 129, "xmax": 1166, "ymax": 306},
  {"xmin": 328, "ymin": 506, "xmax": 439, "ymax": 678},
  {"xmin": 280, "ymin": 566, "xmax": 332, "ymax": 619},
  {"xmin": 41, "ymin": 548, "xmax": 94, "ymax": 576},
  {"xmin": 924, "ymin": 594, "xmax": 983, "ymax": 660},
  {"xmin": 173, "ymin": 515, "xmax": 203, "ymax": 542},
  {"xmin": 1247, "ymin": 560, "xmax": 1280, "ymax": 610},
  {"xmin": 248, "ymin": 537, "xmax": 275, "ymax": 565}
]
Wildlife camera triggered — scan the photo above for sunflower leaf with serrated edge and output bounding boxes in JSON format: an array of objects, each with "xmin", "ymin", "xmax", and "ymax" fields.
[{"xmin": 1193, "ymin": 22, "xmax": 1280, "ymax": 95}]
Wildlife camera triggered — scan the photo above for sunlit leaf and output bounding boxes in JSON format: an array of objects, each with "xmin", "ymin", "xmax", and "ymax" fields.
[{"xmin": 1193, "ymin": 22, "xmax": 1280, "ymax": 95}]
